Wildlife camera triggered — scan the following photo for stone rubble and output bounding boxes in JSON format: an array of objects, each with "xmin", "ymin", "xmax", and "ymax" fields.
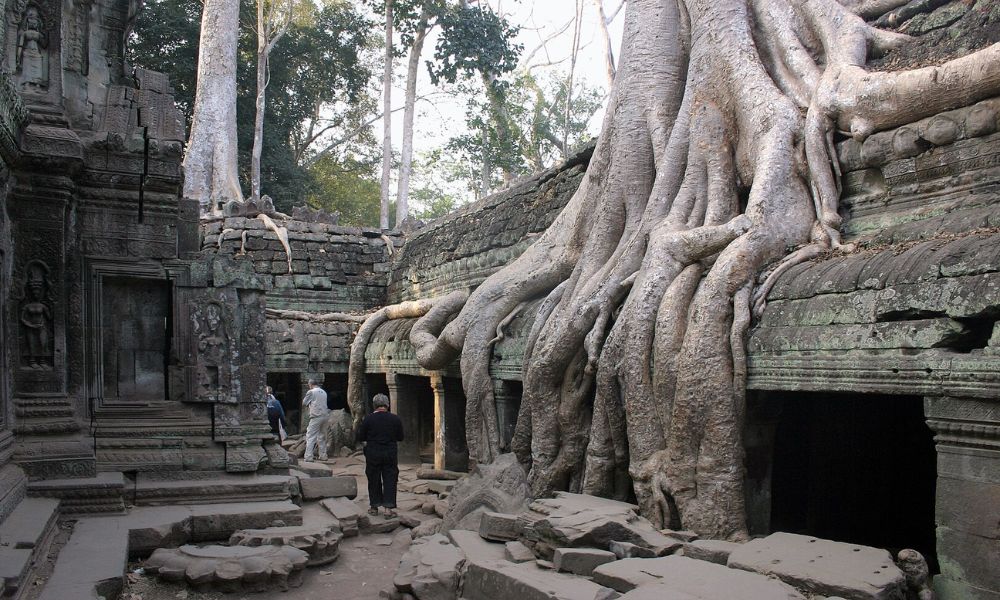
[{"xmin": 144, "ymin": 544, "xmax": 310, "ymax": 592}]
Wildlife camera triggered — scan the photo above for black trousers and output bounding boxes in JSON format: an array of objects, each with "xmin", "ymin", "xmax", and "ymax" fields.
[{"xmin": 365, "ymin": 445, "xmax": 399, "ymax": 508}]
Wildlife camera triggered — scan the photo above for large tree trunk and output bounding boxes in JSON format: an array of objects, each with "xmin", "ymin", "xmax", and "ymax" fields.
[
  {"xmin": 396, "ymin": 9, "xmax": 429, "ymax": 225},
  {"xmin": 251, "ymin": 5, "xmax": 267, "ymax": 202},
  {"xmin": 379, "ymin": 0, "xmax": 394, "ymax": 230},
  {"xmin": 397, "ymin": 0, "xmax": 1000, "ymax": 540},
  {"xmin": 184, "ymin": 0, "xmax": 243, "ymax": 215}
]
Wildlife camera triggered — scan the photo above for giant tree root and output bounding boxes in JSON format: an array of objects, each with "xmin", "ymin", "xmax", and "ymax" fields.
[{"xmin": 394, "ymin": 0, "xmax": 1000, "ymax": 539}]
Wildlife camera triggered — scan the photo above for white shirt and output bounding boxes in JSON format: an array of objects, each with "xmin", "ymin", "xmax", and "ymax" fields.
[{"xmin": 302, "ymin": 387, "xmax": 330, "ymax": 418}]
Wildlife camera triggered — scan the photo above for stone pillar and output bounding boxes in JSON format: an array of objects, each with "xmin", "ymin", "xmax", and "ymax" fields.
[
  {"xmin": 925, "ymin": 396, "xmax": 1000, "ymax": 600},
  {"xmin": 386, "ymin": 373, "xmax": 420, "ymax": 463},
  {"xmin": 430, "ymin": 374, "xmax": 446, "ymax": 470},
  {"xmin": 492, "ymin": 380, "xmax": 521, "ymax": 452}
]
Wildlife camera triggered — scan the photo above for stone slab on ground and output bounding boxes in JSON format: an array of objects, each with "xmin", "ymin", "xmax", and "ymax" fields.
[
  {"xmin": 522, "ymin": 492, "xmax": 681, "ymax": 559},
  {"xmin": 616, "ymin": 556, "xmax": 805, "ymax": 600},
  {"xmin": 446, "ymin": 528, "xmax": 507, "ymax": 563},
  {"xmin": 299, "ymin": 475, "xmax": 358, "ymax": 500},
  {"xmin": 592, "ymin": 557, "xmax": 678, "ymax": 592},
  {"xmin": 727, "ymin": 532, "xmax": 907, "ymax": 600},
  {"xmin": 38, "ymin": 516, "xmax": 129, "ymax": 600},
  {"xmin": 393, "ymin": 533, "xmax": 465, "ymax": 600},
  {"xmin": 610, "ymin": 540, "xmax": 660, "ymax": 559},
  {"xmin": 505, "ymin": 540, "xmax": 536, "ymax": 563},
  {"xmin": 479, "ymin": 511, "xmax": 523, "ymax": 541},
  {"xmin": 681, "ymin": 539, "xmax": 742, "ymax": 565},
  {"xmin": 145, "ymin": 544, "xmax": 309, "ymax": 592},
  {"xmin": 554, "ymin": 547, "xmax": 618, "ymax": 576},
  {"xmin": 362, "ymin": 515, "xmax": 400, "ymax": 534},
  {"xmin": 0, "ymin": 497, "xmax": 60, "ymax": 599},
  {"xmin": 462, "ymin": 559, "xmax": 620, "ymax": 600}
]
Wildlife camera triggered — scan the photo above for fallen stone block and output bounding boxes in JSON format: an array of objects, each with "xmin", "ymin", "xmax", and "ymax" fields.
[
  {"xmin": 421, "ymin": 501, "xmax": 437, "ymax": 515},
  {"xmin": 505, "ymin": 541, "xmax": 536, "ymax": 563},
  {"xmin": 428, "ymin": 480, "xmax": 456, "ymax": 495},
  {"xmin": 479, "ymin": 511, "xmax": 523, "ymax": 542},
  {"xmin": 412, "ymin": 518, "xmax": 442, "ymax": 539},
  {"xmin": 434, "ymin": 500, "xmax": 448, "ymax": 518},
  {"xmin": 230, "ymin": 523, "xmax": 342, "ymax": 566},
  {"xmin": 536, "ymin": 559, "xmax": 555, "ymax": 570},
  {"xmin": 399, "ymin": 514, "xmax": 421, "ymax": 529},
  {"xmin": 446, "ymin": 529, "xmax": 507, "ymax": 563},
  {"xmin": 145, "ymin": 544, "xmax": 309, "ymax": 592},
  {"xmin": 362, "ymin": 515, "xmax": 400, "ymax": 534},
  {"xmin": 609, "ymin": 541, "xmax": 657, "ymax": 559},
  {"xmin": 416, "ymin": 468, "xmax": 465, "ymax": 480},
  {"xmin": 296, "ymin": 461, "xmax": 332, "ymax": 477},
  {"xmin": 299, "ymin": 475, "xmax": 357, "ymax": 500},
  {"xmin": 462, "ymin": 560, "xmax": 620, "ymax": 600},
  {"xmin": 681, "ymin": 539, "xmax": 741, "ymax": 565},
  {"xmin": 522, "ymin": 493, "xmax": 680, "ymax": 559},
  {"xmin": 554, "ymin": 548, "xmax": 618, "ymax": 576},
  {"xmin": 727, "ymin": 533, "xmax": 907, "ymax": 600},
  {"xmin": 617, "ymin": 556, "xmax": 804, "ymax": 600},
  {"xmin": 394, "ymin": 533, "xmax": 465, "ymax": 600},
  {"xmin": 661, "ymin": 529, "xmax": 698, "ymax": 542},
  {"xmin": 320, "ymin": 497, "xmax": 362, "ymax": 537},
  {"xmin": 441, "ymin": 454, "xmax": 531, "ymax": 533}
]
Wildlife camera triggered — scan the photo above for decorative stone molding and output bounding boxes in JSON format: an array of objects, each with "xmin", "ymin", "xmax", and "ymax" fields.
[
  {"xmin": 144, "ymin": 544, "xmax": 309, "ymax": 592},
  {"xmin": 230, "ymin": 522, "xmax": 343, "ymax": 566}
]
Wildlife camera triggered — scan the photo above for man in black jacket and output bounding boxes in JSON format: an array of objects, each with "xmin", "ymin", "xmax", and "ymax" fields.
[{"xmin": 357, "ymin": 393, "xmax": 404, "ymax": 517}]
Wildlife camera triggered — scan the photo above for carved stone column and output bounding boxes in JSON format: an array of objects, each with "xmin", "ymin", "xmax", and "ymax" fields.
[
  {"xmin": 924, "ymin": 396, "xmax": 1000, "ymax": 600},
  {"xmin": 430, "ymin": 373, "xmax": 445, "ymax": 470}
]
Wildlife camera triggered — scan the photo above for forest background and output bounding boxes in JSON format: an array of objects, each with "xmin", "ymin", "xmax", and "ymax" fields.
[{"xmin": 129, "ymin": 0, "xmax": 624, "ymax": 226}]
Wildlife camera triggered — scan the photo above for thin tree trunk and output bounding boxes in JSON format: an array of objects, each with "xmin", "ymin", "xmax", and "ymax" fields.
[
  {"xmin": 251, "ymin": 0, "xmax": 267, "ymax": 201},
  {"xmin": 563, "ymin": 0, "xmax": 584, "ymax": 153},
  {"xmin": 396, "ymin": 9, "xmax": 428, "ymax": 226},
  {"xmin": 592, "ymin": 0, "xmax": 617, "ymax": 88},
  {"xmin": 184, "ymin": 0, "xmax": 243, "ymax": 215},
  {"xmin": 379, "ymin": 0, "xmax": 394, "ymax": 230}
]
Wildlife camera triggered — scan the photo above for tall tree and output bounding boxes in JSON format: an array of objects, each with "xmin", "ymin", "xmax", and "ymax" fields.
[
  {"xmin": 184, "ymin": 0, "xmax": 243, "ymax": 214},
  {"xmin": 251, "ymin": 0, "xmax": 294, "ymax": 201},
  {"xmin": 395, "ymin": 2, "xmax": 432, "ymax": 225},
  {"xmin": 379, "ymin": 0, "xmax": 394, "ymax": 230},
  {"xmin": 391, "ymin": 0, "xmax": 1000, "ymax": 542}
]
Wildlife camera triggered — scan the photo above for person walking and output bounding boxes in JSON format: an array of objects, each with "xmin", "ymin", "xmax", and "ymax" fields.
[
  {"xmin": 302, "ymin": 379, "xmax": 330, "ymax": 461},
  {"xmin": 265, "ymin": 386, "xmax": 286, "ymax": 441},
  {"xmin": 357, "ymin": 393, "xmax": 403, "ymax": 517}
]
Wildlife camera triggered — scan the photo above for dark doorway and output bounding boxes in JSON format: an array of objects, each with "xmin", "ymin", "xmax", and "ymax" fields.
[
  {"xmin": 324, "ymin": 372, "xmax": 349, "ymax": 413},
  {"xmin": 363, "ymin": 373, "xmax": 390, "ymax": 416},
  {"xmin": 101, "ymin": 277, "xmax": 170, "ymax": 403},
  {"xmin": 267, "ymin": 372, "xmax": 301, "ymax": 435},
  {"xmin": 443, "ymin": 377, "xmax": 469, "ymax": 472},
  {"xmin": 769, "ymin": 392, "xmax": 937, "ymax": 571}
]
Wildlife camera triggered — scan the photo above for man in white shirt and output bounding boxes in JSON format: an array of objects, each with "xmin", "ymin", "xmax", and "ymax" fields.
[{"xmin": 302, "ymin": 379, "xmax": 330, "ymax": 461}]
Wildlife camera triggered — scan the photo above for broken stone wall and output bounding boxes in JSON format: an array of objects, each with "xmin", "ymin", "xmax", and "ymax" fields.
[{"xmin": 201, "ymin": 218, "xmax": 400, "ymax": 377}]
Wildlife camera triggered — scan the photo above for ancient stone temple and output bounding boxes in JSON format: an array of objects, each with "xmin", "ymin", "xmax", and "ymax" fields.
[{"xmin": 0, "ymin": 0, "xmax": 998, "ymax": 599}]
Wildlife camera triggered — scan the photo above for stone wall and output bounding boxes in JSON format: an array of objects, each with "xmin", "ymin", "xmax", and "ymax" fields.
[
  {"xmin": 387, "ymin": 144, "xmax": 592, "ymax": 303},
  {"xmin": 201, "ymin": 217, "xmax": 400, "ymax": 375}
]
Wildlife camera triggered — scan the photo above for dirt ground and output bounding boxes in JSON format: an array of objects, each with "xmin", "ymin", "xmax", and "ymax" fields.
[{"xmin": 121, "ymin": 458, "xmax": 440, "ymax": 600}]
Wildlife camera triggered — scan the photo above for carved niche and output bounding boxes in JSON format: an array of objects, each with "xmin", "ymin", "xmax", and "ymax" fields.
[{"xmin": 16, "ymin": 259, "xmax": 52, "ymax": 370}]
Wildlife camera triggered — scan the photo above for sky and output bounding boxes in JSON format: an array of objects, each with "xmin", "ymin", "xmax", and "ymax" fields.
[{"xmin": 376, "ymin": 0, "xmax": 626, "ymax": 205}]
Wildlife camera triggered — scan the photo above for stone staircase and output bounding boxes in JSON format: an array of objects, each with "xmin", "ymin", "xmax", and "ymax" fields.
[
  {"xmin": 36, "ymin": 500, "xmax": 302, "ymax": 600},
  {"xmin": 0, "ymin": 498, "xmax": 60, "ymax": 600},
  {"xmin": 130, "ymin": 472, "xmax": 297, "ymax": 506}
]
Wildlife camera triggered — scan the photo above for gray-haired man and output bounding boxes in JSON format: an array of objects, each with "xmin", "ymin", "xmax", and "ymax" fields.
[
  {"xmin": 302, "ymin": 379, "xmax": 330, "ymax": 461},
  {"xmin": 357, "ymin": 393, "xmax": 404, "ymax": 516}
]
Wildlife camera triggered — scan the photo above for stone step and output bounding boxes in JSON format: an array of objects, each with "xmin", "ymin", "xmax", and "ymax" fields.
[
  {"xmin": 38, "ymin": 500, "xmax": 302, "ymax": 600},
  {"xmin": 132, "ymin": 473, "xmax": 295, "ymax": 506},
  {"xmin": 0, "ymin": 498, "xmax": 60, "ymax": 600},
  {"xmin": 27, "ymin": 472, "xmax": 126, "ymax": 515}
]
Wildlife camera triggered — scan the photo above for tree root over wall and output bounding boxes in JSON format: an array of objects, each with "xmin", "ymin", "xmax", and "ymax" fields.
[{"xmin": 359, "ymin": 0, "xmax": 1000, "ymax": 540}]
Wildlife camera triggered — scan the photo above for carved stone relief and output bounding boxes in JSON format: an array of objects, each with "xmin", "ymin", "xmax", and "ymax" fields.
[
  {"xmin": 192, "ymin": 300, "xmax": 231, "ymax": 402},
  {"xmin": 17, "ymin": 259, "xmax": 51, "ymax": 370},
  {"xmin": 13, "ymin": 2, "xmax": 48, "ymax": 91}
]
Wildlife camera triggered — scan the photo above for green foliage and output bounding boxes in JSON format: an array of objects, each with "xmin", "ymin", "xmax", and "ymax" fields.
[
  {"xmin": 128, "ymin": 0, "xmax": 378, "ymax": 213},
  {"xmin": 427, "ymin": 4, "xmax": 521, "ymax": 88},
  {"xmin": 306, "ymin": 155, "xmax": 384, "ymax": 227}
]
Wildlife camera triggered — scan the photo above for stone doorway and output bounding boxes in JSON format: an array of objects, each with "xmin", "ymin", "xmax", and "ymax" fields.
[
  {"xmin": 766, "ymin": 392, "xmax": 938, "ymax": 571},
  {"xmin": 267, "ymin": 372, "xmax": 301, "ymax": 435}
]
